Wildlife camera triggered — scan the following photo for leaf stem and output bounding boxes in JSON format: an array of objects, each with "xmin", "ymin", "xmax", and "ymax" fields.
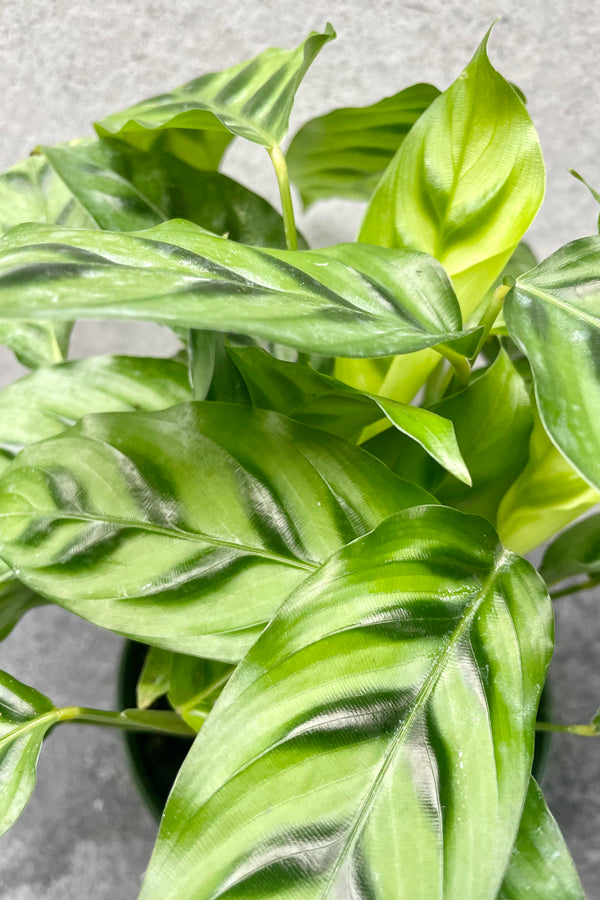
[
  {"xmin": 267, "ymin": 145, "xmax": 298, "ymax": 251},
  {"xmin": 57, "ymin": 706, "xmax": 195, "ymax": 737},
  {"xmin": 536, "ymin": 720, "xmax": 598, "ymax": 737},
  {"xmin": 435, "ymin": 346, "xmax": 471, "ymax": 389},
  {"xmin": 550, "ymin": 577, "xmax": 600, "ymax": 601},
  {"xmin": 472, "ymin": 283, "xmax": 511, "ymax": 359}
]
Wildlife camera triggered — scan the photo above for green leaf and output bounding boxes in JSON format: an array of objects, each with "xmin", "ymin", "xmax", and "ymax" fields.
[
  {"xmin": 168, "ymin": 656, "xmax": 234, "ymax": 731},
  {"xmin": 497, "ymin": 406, "xmax": 600, "ymax": 554},
  {"xmin": 0, "ymin": 354, "xmax": 191, "ymax": 475},
  {"xmin": 343, "ymin": 29, "xmax": 544, "ymax": 405},
  {"xmin": 0, "ymin": 355, "xmax": 191, "ymax": 638},
  {"xmin": 0, "ymin": 671, "xmax": 57, "ymax": 837},
  {"xmin": 0, "ymin": 154, "xmax": 90, "ymax": 367},
  {"xmin": 0, "ymin": 403, "xmax": 435, "ymax": 661},
  {"xmin": 95, "ymin": 25, "xmax": 335, "ymax": 149},
  {"xmin": 229, "ymin": 345, "xmax": 471, "ymax": 483},
  {"xmin": 541, "ymin": 513, "xmax": 600, "ymax": 587},
  {"xmin": 0, "ymin": 576, "xmax": 44, "ymax": 642},
  {"xmin": 360, "ymin": 29, "xmax": 544, "ymax": 320},
  {"xmin": 570, "ymin": 168, "xmax": 600, "ymax": 231},
  {"xmin": 137, "ymin": 647, "xmax": 174, "ymax": 710},
  {"xmin": 0, "ymin": 220, "xmax": 481, "ymax": 359},
  {"xmin": 498, "ymin": 778, "xmax": 585, "ymax": 899},
  {"xmin": 487, "ymin": 242, "xmax": 538, "ymax": 337},
  {"xmin": 40, "ymin": 137, "xmax": 298, "ymax": 248},
  {"xmin": 141, "ymin": 505, "xmax": 553, "ymax": 900},
  {"xmin": 104, "ymin": 127, "xmax": 232, "ymax": 171},
  {"xmin": 287, "ymin": 82, "xmax": 440, "ymax": 207},
  {"xmin": 364, "ymin": 349, "xmax": 533, "ymax": 524},
  {"xmin": 505, "ymin": 235, "xmax": 600, "ymax": 493}
]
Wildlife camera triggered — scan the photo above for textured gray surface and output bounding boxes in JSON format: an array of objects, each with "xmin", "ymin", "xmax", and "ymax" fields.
[{"xmin": 1, "ymin": 0, "xmax": 599, "ymax": 896}]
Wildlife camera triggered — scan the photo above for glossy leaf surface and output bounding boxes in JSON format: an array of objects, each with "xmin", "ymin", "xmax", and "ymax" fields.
[
  {"xmin": 0, "ymin": 403, "xmax": 434, "ymax": 660},
  {"xmin": 505, "ymin": 235, "xmax": 600, "ymax": 493},
  {"xmin": 499, "ymin": 778, "xmax": 585, "ymax": 899},
  {"xmin": 497, "ymin": 407, "xmax": 600, "ymax": 554},
  {"xmin": 0, "ymin": 355, "xmax": 191, "ymax": 474},
  {"xmin": 541, "ymin": 513, "xmax": 600, "ymax": 587},
  {"xmin": 229, "ymin": 345, "xmax": 470, "ymax": 483},
  {"xmin": 142, "ymin": 505, "xmax": 553, "ymax": 900},
  {"xmin": 0, "ymin": 671, "xmax": 57, "ymax": 836},
  {"xmin": 360, "ymin": 30, "xmax": 544, "ymax": 319},
  {"xmin": 0, "ymin": 154, "xmax": 87, "ymax": 367},
  {"xmin": 0, "ymin": 221, "xmax": 480, "ymax": 359},
  {"xmin": 40, "ymin": 138, "xmax": 295, "ymax": 247},
  {"xmin": 96, "ymin": 26, "xmax": 335, "ymax": 149},
  {"xmin": 287, "ymin": 83, "xmax": 440, "ymax": 207},
  {"xmin": 365, "ymin": 350, "xmax": 532, "ymax": 523}
]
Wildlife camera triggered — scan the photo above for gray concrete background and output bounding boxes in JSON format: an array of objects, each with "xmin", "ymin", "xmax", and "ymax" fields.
[{"xmin": 1, "ymin": 0, "xmax": 599, "ymax": 896}]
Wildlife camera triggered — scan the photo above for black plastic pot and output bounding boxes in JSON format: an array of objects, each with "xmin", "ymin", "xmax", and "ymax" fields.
[{"xmin": 118, "ymin": 639, "xmax": 553, "ymax": 819}]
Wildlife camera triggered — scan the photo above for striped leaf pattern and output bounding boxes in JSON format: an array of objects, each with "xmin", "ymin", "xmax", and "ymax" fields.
[
  {"xmin": 287, "ymin": 83, "xmax": 440, "ymax": 207},
  {"xmin": 499, "ymin": 778, "xmax": 585, "ymax": 899},
  {"xmin": 141, "ymin": 505, "xmax": 553, "ymax": 900},
  {"xmin": 0, "ymin": 153, "xmax": 90, "ymax": 367},
  {"xmin": 95, "ymin": 26, "xmax": 335, "ymax": 149},
  {"xmin": 0, "ymin": 671, "xmax": 57, "ymax": 837},
  {"xmin": 228, "ymin": 345, "xmax": 471, "ymax": 483},
  {"xmin": 40, "ymin": 137, "xmax": 295, "ymax": 247},
  {"xmin": 0, "ymin": 355, "xmax": 191, "ymax": 637},
  {"xmin": 0, "ymin": 403, "xmax": 434, "ymax": 660},
  {"xmin": 0, "ymin": 221, "xmax": 481, "ymax": 358},
  {"xmin": 505, "ymin": 235, "xmax": 600, "ymax": 493}
]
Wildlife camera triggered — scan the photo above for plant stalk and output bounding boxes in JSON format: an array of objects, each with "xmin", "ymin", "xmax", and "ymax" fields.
[
  {"xmin": 435, "ymin": 345, "xmax": 471, "ymax": 389},
  {"xmin": 57, "ymin": 706, "xmax": 195, "ymax": 737},
  {"xmin": 550, "ymin": 577, "xmax": 600, "ymax": 601},
  {"xmin": 267, "ymin": 145, "xmax": 298, "ymax": 251},
  {"xmin": 536, "ymin": 721, "xmax": 598, "ymax": 737}
]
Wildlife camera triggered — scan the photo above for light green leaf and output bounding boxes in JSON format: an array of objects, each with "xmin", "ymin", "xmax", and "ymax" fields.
[
  {"xmin": 365, "ymin": 349, "xmax": 533, "ymax": 523},
  {"xmin": 168, "ymin": 656, "xmax": 234, "ymax": 731},
  {"xmin": 360, "ymin": 29, "xmax": 544, "ymax": 319},
  {"xmin": 487, "ymin": 242, "xmax": 538, "ymax": 337},
  {"xmin": 136, "ymin": 647, "xmax": 174, "ymax": 710},
  {"xmin": 141, "ymin": 505, "xmax": 553, "ymax": 900},
  {"xmin": 0, "ymin": 154, "xmax": 90, "ymax": 367},
  {"xmin": 0, "ymin": 671, "xmax": 57, "ymax": 837},
  {"xmin": 95, "ymin": 26, "xmax": 335, "ymax": 149},
  {"xmin": 0, "ymin": 354, "xmax": 191, "ymax": 638},
  {"xmin": 499, "ymin": 778, "xmax": 585, "ymax": 899},
  {"xmin": 497, "ymin": 406, "xmax": 600, "ymax": 554},
  {"xmin": 505, "ymin": 235, "xmax": 600, "ymax": 493},
  {"xmin": 541, "ymin": 513, "xmax": 600, "ymax": 587},
  {"xmin": 287, "ymin": 82, "xmax": 440, "ymax": 207},
  {"xmin": 0, "ymin": 220, "xmax": 481, "ymax": 359},
  {"xmin": 229, "ymin": 345, "xmax": 471, "ymax": 483},
  {"xmin": 0, "ymin": 403, "xmax": 434, "ymax": 661},
  {"xmin": 104, "ymin": 127, "xmax": 232, "ymax": 171},
  {"xmin": 0, "ymin": 354, "xmax": 191, "ymax": 475},
  {"xmin": 345, "ymin": 29, "xmax": 544, "ymax": 404}
]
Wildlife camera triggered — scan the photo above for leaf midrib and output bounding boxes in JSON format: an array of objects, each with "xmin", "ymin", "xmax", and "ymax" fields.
[
  {"xmin": 517, "ymin": 281, "xmax": 600, "ymax": 329},
  {"xmin": 0, "ymin": 509, "xmax": 317, "ymax": 572},
  {"xmin": 319, "ymin": 546, "xmax": 511, "ymax": 897}
]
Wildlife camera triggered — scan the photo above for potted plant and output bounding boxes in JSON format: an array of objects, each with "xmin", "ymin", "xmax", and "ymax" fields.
[{"xmin": 0, "ymin": 21, "xmax": 597, "ymax": 897}]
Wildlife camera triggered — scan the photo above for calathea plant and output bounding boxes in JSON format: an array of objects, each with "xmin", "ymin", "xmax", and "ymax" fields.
[{"xmin": 0, "ymin": 20, "xmax": 598, "ymax": 897}]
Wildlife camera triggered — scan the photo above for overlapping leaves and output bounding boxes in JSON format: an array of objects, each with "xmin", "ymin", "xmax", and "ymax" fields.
[
  {"xmin": 142, "ymin": 505, "xmax": 553, "ymax": 899},
  {"xmin": 0, "ymin": 402, "xmax": 434, "ymax": 660},
  {"xmin": 96, "ymin": 25, "xmax": 335, "ymax": 149},
  {"xmin": 0, "ymin": 221, "xmax": 481, "ymax": 358}
]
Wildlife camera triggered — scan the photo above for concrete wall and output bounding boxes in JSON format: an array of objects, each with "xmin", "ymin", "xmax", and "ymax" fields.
[{"xmin": 1, "ymin": 1, "xmax": 599, "ymax": 895}]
